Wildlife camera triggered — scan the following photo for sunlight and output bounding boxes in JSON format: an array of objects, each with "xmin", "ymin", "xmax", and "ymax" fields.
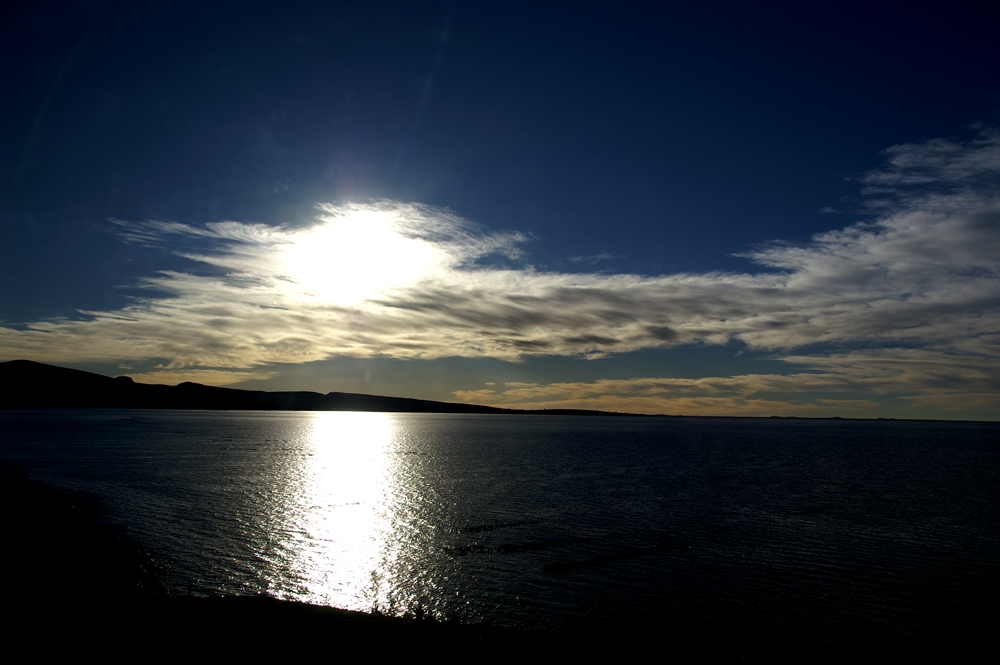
[
  {"xmin": 283, "ymin": 411, "xmax": 400, "ymax": 610},
  {"xmin": 284, "ymin": 209, "xmax": 438, "ymax": 305}
]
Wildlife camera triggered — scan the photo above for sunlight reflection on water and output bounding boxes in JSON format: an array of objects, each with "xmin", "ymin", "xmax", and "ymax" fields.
[{"xmin": 271, "ymin": 412, "xmax": 408, "ymax": 613}]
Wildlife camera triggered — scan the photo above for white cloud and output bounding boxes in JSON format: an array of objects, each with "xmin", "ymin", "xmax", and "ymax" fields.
[
  {"xmin": 452, "ymin": 377, "xmax": 886, "ymax": 417},
  {"xmin": 862, "ymin": 125, "xmax": 1000, "ymax": 190},
  {"xmin": 567, "ymin": 252, "xmax": 625, "ymax": 264},
  {"xmin": 1, "ymin": 130, "xmax": 999, "ymax": 414},
  {"xmin": 123, "ymin": 368, "xmax": 279, "ymax": 386},
  {"xmin": 450, "ymin": 347, "xmax": 1000, "ymax": 416}
]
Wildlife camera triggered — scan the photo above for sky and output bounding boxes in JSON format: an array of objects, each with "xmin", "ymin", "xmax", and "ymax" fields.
[{"xmin": 2, "ymin": 0, "xmax": 1000, "ymax": 419}]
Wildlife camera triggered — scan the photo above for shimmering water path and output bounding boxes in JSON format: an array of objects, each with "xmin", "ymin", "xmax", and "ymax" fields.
[{"xmin": 3, "ymin": 410, "xmax": 998, "ymax": 652}]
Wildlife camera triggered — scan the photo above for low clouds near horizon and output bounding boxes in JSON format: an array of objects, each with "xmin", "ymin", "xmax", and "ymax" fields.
[{"xmin": 3, "ymin": 128, "xmax": 999, "ymax": 417}]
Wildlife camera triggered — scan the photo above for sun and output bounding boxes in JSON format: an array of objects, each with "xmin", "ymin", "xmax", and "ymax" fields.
[{"xmin": 283, "ymin": 209, "xmax": 438, "ymax": 305}]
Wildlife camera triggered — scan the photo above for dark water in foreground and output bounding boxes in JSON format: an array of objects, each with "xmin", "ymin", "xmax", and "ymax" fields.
[{"xmin": 2, "ymin": 410, "xmax": 998, "ymax": 651}]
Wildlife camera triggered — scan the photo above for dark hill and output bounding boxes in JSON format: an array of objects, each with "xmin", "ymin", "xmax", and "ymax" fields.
[{"xmin": 0, "ymin": 360, "xmax": 636, "ymax": 415}]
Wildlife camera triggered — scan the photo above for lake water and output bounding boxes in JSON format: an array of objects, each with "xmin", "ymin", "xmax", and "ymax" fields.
[{"xmin": 2, "ymin": 409, "xmax": 998, "ymax": 652}]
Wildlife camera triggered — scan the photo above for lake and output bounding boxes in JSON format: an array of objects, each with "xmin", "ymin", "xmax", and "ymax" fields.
[{"xmin": 2, "ymin": 409, "xmax": 998, "ymax": 654}]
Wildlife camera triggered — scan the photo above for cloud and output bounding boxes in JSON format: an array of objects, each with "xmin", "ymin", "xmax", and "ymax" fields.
[
  {"xmin": 566, "ymin": 252, "xmax": 625, "ymax": 265},
  {"xmin": 862, "ymin": 125, "xmax": 1000, "ymax": 191},
  {"xmin": 450, "ymin": 347, "xmax": 999, "ymax": 416},
  {"xmin": 123, "ymin": 368, "xmax": 279, "ymax": 386},
  {"xmin": 452, "ymin": 378, "xmax": 882, "ymax": 417},
  {"xmin": 1, "ymin": 129, "xmax": 998, "ymax": 414}
]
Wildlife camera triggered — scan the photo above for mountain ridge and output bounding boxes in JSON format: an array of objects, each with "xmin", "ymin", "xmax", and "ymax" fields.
[{"xmin": 0, "ymin": 360, "xmax": 639, "ymax": 416}]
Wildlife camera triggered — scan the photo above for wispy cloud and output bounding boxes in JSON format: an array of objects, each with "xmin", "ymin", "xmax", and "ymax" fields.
[
  {"xmin": 451, "ymin": 347, "xmax": 1000, "ymax": 416},
  {"xmin": 863, "ymin": 125, "xmax": 1000, "ymax": 190},
  {"xmin": 1, "ymin": 129, "xmax": 998, "ymax": 414},
  {"xmin": 566, "ymin": 252, "xmax": 625, "ymax": 265},
  {"xmin": 123, "ymin": 368, "xmax": 280, "ymax": 386}
]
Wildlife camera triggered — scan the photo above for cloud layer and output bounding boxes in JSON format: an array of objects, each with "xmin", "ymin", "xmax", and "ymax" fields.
[
  {"xmin": 2, "ymin": 129, "xmax": 999, "ymax": 414},
  {"xmin": 455, "ymin": 347, "xmax": 1000, "ymax": 416}
]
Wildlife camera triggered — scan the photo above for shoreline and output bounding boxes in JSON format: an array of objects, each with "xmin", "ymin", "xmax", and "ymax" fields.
[
  {"xmin": 7, "ymin": 360, "xmax": 1000, "ymax": 423},
  {"xmin": 2, "ymin": 464, "xmax": 988, "ymax": 660},
  {"xmin": 0, "ymin": 463, "xmax": 809, "ymax": 660}
]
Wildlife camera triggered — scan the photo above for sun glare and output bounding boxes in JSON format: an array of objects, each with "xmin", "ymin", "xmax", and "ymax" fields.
[
  {"xmin": 284, "ymin": 210, "xmax": 438, "ymax": 304},
  {"xmin": 282, "ymin": 411, "xmax": 399, "ymax": 610}
]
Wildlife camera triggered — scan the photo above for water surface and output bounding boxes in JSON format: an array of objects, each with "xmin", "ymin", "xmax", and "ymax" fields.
[{"xmin": 3, "ymin": 410, "xmax": 997, "ymax": 651}]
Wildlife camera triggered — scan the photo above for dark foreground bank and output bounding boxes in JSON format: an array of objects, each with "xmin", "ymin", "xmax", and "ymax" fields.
[{"xmin": 1, "ymin": 464, "xmax": 985, "ymax": 661}]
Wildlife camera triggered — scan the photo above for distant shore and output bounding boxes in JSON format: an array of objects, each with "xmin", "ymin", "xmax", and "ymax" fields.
[
  {"xmin": 0, "ymin": 359, "xmax": 648, "ymax": 416},
  {"xmin": 5, "ymin": 360, "xmax": 998, "ymax": 422}
]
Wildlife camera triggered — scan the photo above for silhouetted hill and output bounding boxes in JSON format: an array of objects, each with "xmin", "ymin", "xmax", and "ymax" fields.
[{"xmin": 0, "ymin": 360, "xmax": 636, "ymax": 415}]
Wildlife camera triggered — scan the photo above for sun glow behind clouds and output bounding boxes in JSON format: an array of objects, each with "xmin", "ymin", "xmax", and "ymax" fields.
[
  {"xmin": 274, "ymin": 201, "xmax": 525, "ymax": 306},
  {"xmin": 284, "ymin": 207, "xmax": 440, "ymax": 305}
]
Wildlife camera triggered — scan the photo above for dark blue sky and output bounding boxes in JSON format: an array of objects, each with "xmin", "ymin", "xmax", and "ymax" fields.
[{"xmin": 3, "ymin": 1, "xmax": 1000, "ymax": 418}]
